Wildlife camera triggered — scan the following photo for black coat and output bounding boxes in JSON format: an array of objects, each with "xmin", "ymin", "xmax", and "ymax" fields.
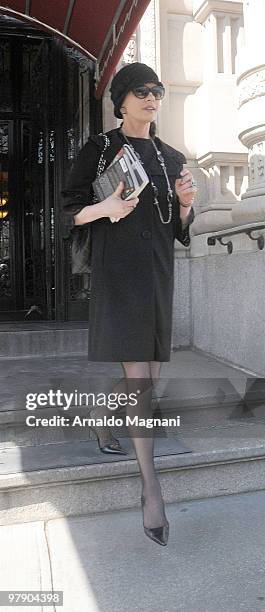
[{"xmin": 61, "ymin": 127, "xmax": 195, "ymax": 362}]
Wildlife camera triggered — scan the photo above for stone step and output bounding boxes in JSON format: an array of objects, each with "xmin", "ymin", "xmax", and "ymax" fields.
[
  {"xmin": 0, "ymin": 322, "xmax": 89, "ymax": 357},
  {"xmin": 1, "ymin": 395, "xmax": 265, "ymax": 448},
  {"xmin": 1, "ymin": 371, "xmax": 262, "ymax": 427},
  {"xmin": 1, "ymin": 421, "xmax": 265, "ymax": 525},
  {"xmin": 1, "ymin": 349, "xmax": 262, "ymax": 525}
]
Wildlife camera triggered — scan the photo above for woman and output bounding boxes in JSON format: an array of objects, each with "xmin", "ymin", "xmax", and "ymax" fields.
[{"xmin": 62, "ymin": 62, "xmax": 197, "ymax": 546}]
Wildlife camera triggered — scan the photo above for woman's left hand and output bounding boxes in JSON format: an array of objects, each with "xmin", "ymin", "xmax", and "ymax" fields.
[{"xmin": 175, "ymin": 169, "xmax": 197, "ymax": 207}]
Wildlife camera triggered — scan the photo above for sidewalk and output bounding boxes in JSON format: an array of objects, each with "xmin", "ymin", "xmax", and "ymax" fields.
[{"xmin": 1, "ymin": 490, "xmax": 265, "ymax": 612}]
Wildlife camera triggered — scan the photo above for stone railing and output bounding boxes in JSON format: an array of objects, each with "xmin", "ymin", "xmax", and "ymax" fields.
[{"xmin": 190, "ymin": 199, "xmax": 265, "ymax": 256}]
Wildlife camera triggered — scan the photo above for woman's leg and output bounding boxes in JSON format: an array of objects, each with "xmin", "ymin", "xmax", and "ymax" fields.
[
  {"xmin": 149, "ymin": 361, "xmax": 162, "ymax": 381},
  {"xmin": 88, "ymin": 377, "xmax": 127, "ymax": 448},
  {"xmin": 149, "ymin": 361, "xmax": 162, "ymax": 414},
  {"xmin": 122, "ymin": 360, "xmax": 168, "ymax": 529},
  {"xmin": 88, "ymin": 360, "xmax": 161, "ymax": 448}
]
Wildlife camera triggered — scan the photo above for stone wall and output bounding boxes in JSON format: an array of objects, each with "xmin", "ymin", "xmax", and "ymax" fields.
[
  {"xmin": 172, "ymin": 257, "xmax": 193, "ymax": 349},
  {"xmin": 190, "ymin": 249, "xmax": 265, "ymax": 376}
]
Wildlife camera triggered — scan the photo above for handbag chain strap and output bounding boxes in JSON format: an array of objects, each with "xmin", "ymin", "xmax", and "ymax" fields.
[
  {"xmin": 96, "ymin": 133, "xmax": 111, "ymax": 178},
  {"xmin": 92, "ymin": 133, "xmax": 111, "ymax": 203}
]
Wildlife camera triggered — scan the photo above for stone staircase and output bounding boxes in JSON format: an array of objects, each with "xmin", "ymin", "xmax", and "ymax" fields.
[
  {"xmin": 1, "ymin": 332, "xmax": 265, "ymax": 526},
  {"xmin": 0, "ymin": 322, "xmax": 89, "ymax": 358}
]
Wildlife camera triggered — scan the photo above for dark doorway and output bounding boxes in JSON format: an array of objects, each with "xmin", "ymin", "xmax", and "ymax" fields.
[
  {"xmin": 0, "ymin": 19, "xmax": 101, "ymax": 321},
  {"xmin": 0, "ymin": 35, "xmax": 46, "ymax": 320}
]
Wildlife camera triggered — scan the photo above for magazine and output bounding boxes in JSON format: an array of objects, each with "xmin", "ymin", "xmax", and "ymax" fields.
[{"xmin": 92, "ymin": 144, "xmax": 149, "ymax": 222}]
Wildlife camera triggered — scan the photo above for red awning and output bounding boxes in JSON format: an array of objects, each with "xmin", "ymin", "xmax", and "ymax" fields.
[{"xmin": 0, "ymin": 0, "xmax": 151, "ymax": 97}]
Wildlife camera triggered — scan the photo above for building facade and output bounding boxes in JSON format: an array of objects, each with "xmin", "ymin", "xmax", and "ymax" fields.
[{"xmin": 1, "ymin": 0, "xmax": 265, "ymax": 373}]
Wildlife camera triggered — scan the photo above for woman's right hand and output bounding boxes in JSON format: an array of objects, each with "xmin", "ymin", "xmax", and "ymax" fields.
[{"xmin": 101, "ymin": 182, "xmax": 139, "ymax": 218}]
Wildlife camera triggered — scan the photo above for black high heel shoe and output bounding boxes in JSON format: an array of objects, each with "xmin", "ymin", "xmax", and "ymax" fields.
[
  {"xmin": 88, "ymin": 409, "xmax": 128, "ymax": 455},
  {"xmin": 141, "ymin": 495, "xmax": 169, "ymax": 546}
]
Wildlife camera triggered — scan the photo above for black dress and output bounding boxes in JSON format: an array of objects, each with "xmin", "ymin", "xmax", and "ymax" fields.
[{"xmin": 61, "ymin": 128, "xmax": 195, "ymax": 362}]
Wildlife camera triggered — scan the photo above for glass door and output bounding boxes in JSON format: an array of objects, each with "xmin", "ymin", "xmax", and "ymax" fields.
[
  {"xmin": 0, "ymin": 35, "xmax": 51, "ymax": 320},
  {"xmin": 0, "ymin": 120, "xmax": 13, "ymax": 313}
]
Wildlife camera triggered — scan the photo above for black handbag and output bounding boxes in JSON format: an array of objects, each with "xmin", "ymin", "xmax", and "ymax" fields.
[
  {"xmin": 70, "ymin": 133, "xmax": 111, "ymax": 274},
  {"xmin": 70, "ymin": 224, "xmax": 92, "ymax": 275}
]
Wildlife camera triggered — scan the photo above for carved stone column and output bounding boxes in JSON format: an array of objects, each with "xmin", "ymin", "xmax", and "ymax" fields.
[
  {"xmin": 237, "ymin": 0, "xmax": 265, "ymax": 204},
  {"xmin": 191, "ymin": 0, "xmax": 265, "ymax": 253},
  {"xmin": 191, "ymin": 0, "xmax": 248, "ymax": 245}
]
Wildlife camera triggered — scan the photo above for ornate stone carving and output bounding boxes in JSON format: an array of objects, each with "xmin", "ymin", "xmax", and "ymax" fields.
[
  {"xmin": 238, "ymin": 67, "xmax": 265, "ymax": 108},
  {"xmin": 249, "ymin": 153, "xmax": 255, "ymax": 185},
  {"xmin": 122, "ymin": 34, "xmax": 138, "ymax": 64},
  {"xmin": 257, "ymin": 142, "xmax": 264, "ymax": 177},
  {"xmin": 246, "ymin": 141, "xmax": 265, "ymax": 194}
]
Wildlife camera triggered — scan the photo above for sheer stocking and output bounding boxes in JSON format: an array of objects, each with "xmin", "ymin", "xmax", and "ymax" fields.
[
  {"xmin": 121, "ymin": 361, "xmax": 168, "ymax": 530},
  {"xmin": 88, "ymin": 377, "xmax": 127, "ymax": 447}
]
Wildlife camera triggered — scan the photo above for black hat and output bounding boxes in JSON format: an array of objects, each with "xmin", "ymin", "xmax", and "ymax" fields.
[{"xmin": 110, "ymin": 62, "xmax": 163, "ymax": 119}]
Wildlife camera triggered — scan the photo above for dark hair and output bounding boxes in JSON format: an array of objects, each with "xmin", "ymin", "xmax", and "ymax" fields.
[{"xmin": 149, "ymin": 121, "xmax": 156, "ymax": 138}]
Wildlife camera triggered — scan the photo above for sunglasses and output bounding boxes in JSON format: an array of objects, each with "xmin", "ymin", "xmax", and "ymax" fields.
[{"xmin": 132, "ymin": 85, "xmax": 165, "ymax": 100}]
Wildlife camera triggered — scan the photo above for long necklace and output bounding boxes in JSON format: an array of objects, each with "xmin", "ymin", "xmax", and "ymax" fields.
[{"xmin": 120, "ymin": 129, "xmax": 174, "ymax": 224}]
